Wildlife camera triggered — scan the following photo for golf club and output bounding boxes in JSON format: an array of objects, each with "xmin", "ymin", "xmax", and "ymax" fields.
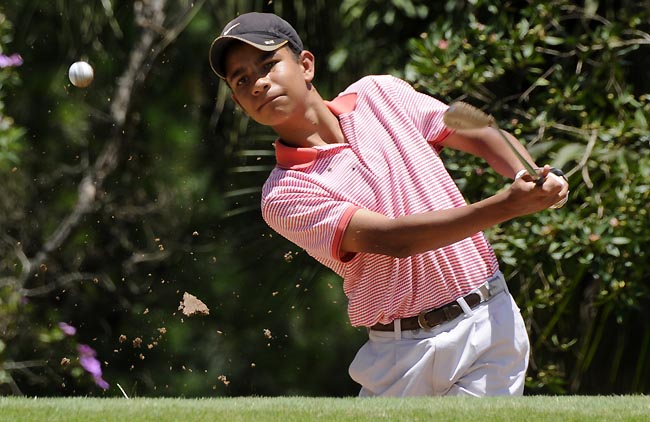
[{"xmin": 443, "ymin": 101, "xmax": 543, "ymax": 185}]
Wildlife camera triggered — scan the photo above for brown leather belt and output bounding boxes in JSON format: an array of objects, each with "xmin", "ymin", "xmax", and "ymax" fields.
[{"xmin": 369, "ymin": 280, "xmax": 499, "ymax": 332}]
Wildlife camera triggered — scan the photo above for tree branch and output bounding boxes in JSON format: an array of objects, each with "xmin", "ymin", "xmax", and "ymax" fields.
[{"xmin": 15, "ymin": 0, "xmax": 201, "ymax": 291}]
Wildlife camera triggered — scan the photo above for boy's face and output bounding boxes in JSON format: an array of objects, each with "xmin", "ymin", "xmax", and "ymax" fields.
[{"xmin": 224, "ymin": 42, "xmax": 314, "ymax": 127}]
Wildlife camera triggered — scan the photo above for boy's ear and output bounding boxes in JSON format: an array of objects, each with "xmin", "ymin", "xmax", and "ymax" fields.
[{"xmin": 300, "ymin": 50, "xmax": 316, "ymax": 83}]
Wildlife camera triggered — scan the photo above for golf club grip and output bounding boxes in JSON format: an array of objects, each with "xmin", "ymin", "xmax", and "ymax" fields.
[{"xmin": 532, "ymin": 168, "xmax": 566, "ymax": 186}]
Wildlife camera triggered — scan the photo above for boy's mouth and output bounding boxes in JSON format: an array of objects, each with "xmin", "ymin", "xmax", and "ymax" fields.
[{"xmin": 258, "ymin": 94, "xmax": 282, "ymax": 111}]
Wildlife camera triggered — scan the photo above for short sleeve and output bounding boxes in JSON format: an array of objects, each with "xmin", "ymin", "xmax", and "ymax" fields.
[
  {"xmin": 382, "ymin": 76, "xmax": 453, "ymax": 146},
  {"xmin": 261, "ymin": 174, "xmax": 361, "ymax": 263}
]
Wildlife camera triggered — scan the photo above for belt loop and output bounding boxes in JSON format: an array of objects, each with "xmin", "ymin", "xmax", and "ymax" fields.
[
  {"xmin": 489, "ymin": 271, "xmax": 506, "ymax": 296},
  {"xmin": 394, "ymin": 318, "xmax": 402, "ymax": 340},
  {"xmin": 456, "ymin": 297, "xmax": 474, "ymax": 317}
]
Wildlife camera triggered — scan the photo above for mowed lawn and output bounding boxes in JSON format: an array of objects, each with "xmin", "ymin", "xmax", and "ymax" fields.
[{"xmin": 1, "ymin": 396, "xmax": 649, "ymax": 421}]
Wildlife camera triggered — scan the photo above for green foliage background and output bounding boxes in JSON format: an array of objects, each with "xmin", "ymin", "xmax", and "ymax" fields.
[{"xmin": 0, "ymin": 0, "xmax": 649, "ymax": 397}]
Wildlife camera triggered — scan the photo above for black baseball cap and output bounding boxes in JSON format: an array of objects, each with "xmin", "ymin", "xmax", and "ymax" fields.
[{"xmin": 209, "ymin": 12, "xmax": 304, "ymax": 79}]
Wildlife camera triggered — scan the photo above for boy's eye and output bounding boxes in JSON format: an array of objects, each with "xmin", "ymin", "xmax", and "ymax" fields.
[
  {"xmin": 236, "ymin": 76, "xmax": 248, "ymax": 87},
  {"xmin": 231, "ymin": 59, "xmax": 277, "ymax": 89}
]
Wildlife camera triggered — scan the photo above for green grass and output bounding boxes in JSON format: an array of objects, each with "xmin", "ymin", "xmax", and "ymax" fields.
[{"xmin": 1, "ymin": 396, "xmax": 649, "ymax": 421}]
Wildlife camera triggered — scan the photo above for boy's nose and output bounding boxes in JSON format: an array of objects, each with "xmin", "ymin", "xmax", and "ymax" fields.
[{"xmin": 252, "ymin": 75, "xmax": 271, "ymax": 95}]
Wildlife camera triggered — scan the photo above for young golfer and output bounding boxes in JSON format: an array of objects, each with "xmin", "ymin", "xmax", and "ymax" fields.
[{"xmin": 209, "ymin": 12, "xmax": 569, "ymax": 397}]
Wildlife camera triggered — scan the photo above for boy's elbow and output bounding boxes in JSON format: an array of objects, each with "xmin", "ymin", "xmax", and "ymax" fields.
[
  {"xmin": 384, "ymin": 242, "xmax": 416, "ymax": 258},
  {"xmin": 367, "ymin": 235, "xmax": 419, "ymax": 258},
  {"xmin": 343, "ymin": 211, "xmax": 422, "ymax": 258}
]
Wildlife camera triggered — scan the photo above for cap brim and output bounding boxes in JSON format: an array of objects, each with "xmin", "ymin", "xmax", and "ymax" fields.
[{"xmin": 209, "ymin": 35, "xmax": 289, "ymax": 78}]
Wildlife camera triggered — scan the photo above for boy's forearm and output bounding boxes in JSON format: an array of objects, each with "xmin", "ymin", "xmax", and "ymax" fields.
[
  {"xmin": 342, "ymin": 190, "xmax": 520, "ymax": 258},
  {"xmin": 342, "ymin": 168, "xmax": 567, "ymax": 259}
]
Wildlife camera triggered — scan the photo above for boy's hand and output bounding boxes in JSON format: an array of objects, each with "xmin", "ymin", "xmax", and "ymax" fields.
[{"xmin": 509, "ymin": 165, "xmax": 569, "ymax": 214}]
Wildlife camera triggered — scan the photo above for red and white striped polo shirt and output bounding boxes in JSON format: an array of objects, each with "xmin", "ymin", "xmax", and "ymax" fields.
[{"xmin": 261, "ymin": 75, "xmax": 499, "ymax": 327}]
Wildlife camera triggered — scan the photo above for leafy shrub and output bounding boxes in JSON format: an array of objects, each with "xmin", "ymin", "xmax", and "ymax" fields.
[{"xmin": 405, "ymin": 0, "xmax": 650, "ymax": 394}]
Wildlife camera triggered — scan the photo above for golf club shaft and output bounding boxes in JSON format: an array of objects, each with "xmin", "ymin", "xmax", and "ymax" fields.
[{"xmin": 493, "ymin": 125, "xmax": 541, "ymax": 183}]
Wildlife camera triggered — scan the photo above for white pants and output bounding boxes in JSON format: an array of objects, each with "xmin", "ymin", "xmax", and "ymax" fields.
[{"xmin": 348, "ymin": 280, "xmax": 530, "ymax": 397}]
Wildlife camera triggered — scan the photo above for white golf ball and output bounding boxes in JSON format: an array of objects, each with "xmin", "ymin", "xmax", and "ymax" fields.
[{"xmin": 68, "ymin": 61, "xmax": 94, "ymax": 88}]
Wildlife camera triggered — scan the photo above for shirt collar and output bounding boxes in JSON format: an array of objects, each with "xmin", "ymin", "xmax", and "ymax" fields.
[{"xmin": 274, "ymin": 93, "xmax": 358, "ymax": 170}]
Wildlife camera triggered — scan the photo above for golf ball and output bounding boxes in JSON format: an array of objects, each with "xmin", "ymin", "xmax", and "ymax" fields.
[{"xmin": 68, "ymin": 61, "xmax": 94, "ymax": 88}]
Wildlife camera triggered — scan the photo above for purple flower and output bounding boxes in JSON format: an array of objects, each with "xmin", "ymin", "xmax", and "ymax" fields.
[
  {"xmin": 58, "ymin": 322, "xmax": 77, "ymax": 336},
  {"xmin": 77, "ymin": 344, "xmax": 110, "ymax": 390},
  {"xmin": 93, "ymin": 376, "xmax": 110, "ymax": 390},
  {"xmin": 77, "ymin": 344, "xmax": 95, "ymax": 357},
  {"xmin": 0, "ymin": 53, "xmax": 23, "ymax": 68}
]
